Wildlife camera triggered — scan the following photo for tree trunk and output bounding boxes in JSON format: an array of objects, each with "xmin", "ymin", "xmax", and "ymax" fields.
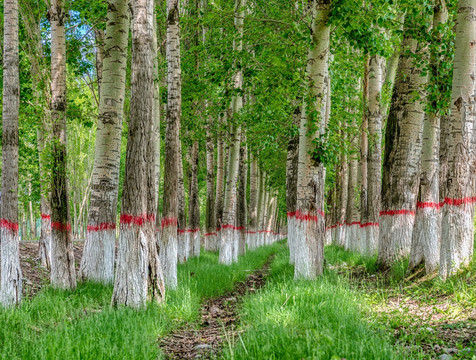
[
  {"xmin": 112, "ymin": 0, "xmax": 161, "ymax": 307},
  {"xmin": 79, "ymin": 0, "xmax": 130, "ymax": 284},
  {"xmin": 248, "ymin": 153, "xmax": 258, "ymax": 250},
  {"xmin": 160, "ymin": 0, "xmax": 181, "ymax": 289},
  {"xmin": 362, "ymin": 54, "xmax": 384, "ymax": 255},
  {"xmin": 410, "ymin": 0, "xmax": 447, "ymax": 274},
  {"xmin": 49, "ymin": 0, "xmax": 76, "ymax": 289},
  {"xmin": 204, "ymin": 110, "xmax": 217, "ymax": 251},
  {"xmin": 219, "ymin": 0, "xmax": 245, "ymax": 265},
  {"xmin": 237, "ymin": 142, "xmax": 247, "ymax": 256},
  {"xmin": 177, "ymin": 140, "xmax": 187, "ymax": 263},
  {"xmin": 335, "ymin": 128, "xmax": 348, "ymax": 247},
  {"xmin": 189, "ymin": 141, "xmax": 201, "ymax": 257},
  {"xmin": 359, "ymin": 56, "xmax": 369, "ymax": 253},
  {"xmin": 214, "ymin": 113, "xmax": 225, "ymax": 244},
  {"xmin": 256, "ymin": 167, "xmax": 264, "ymax": 247},
  {"xmin": 38, "ymin": 129, "xmax": 52, "ymax": 269},
  {"xmin": 286, "ymin": 106, "xmax": 300, "ymax": 263},
  {"xmin": 345, "ymin": 129, "xmax": 360, "ymax": 252},
  {"xmin": 378, "ymin": 17, "xmax": 428, "ymax": 268},
  {"xmin": 440, "ymin": 0, "xmax": 476, "ymax": 278},
  {"xmin": 294, "ymin": 0, "xmax": 330, "ymax": 279},
  {"xmin": 0, "ymin": 0, "xmax": 22, "ymax": 305}
]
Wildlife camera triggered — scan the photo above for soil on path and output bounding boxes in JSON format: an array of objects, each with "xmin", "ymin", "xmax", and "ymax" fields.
[
  {"xmin": 20, "ymin": 241, "xmax": 84, "ymax": 298},
  {"xmin": 160, "ymin": 255, "xmax": 275, "ymax": 359}
]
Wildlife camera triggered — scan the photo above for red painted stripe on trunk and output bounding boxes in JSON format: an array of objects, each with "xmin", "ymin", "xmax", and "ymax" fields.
[
  {"xmin": 360, "ymin": 222, "xmax": 379, "ymax": 228},
  {"xmin": 345, "ymin": 221, "xmax": 361, "ymax": 226},
  {"xmin": 222, "ymin": 224, "xmax": 235, "ymax": 229},
  {"xmin": 287, "ymin": 211, "xmax": 296, "ymax": 218},
  {"xmin": 235, "ymin": 226, "xmax": 245, "ymax": 231},
  {"xmin": 186, "ymin": 228, "xmax": 200, "ymax": 233},
  {"xmin": 204, "ymin": 232, "xmax": 217, "ymax": 236},
  {"xmin": 417, "ymin": 201, "xmax": 442, "ymax": 209},
  {"xmin": 41, "ymin": 213, "xmax": 51, "ymax": 220},
  {"xmin": 87, "ymin": 222, "xmax": 116, "ymax": 232},
  {"xmin": 0, "ymin": 218, "xmax": 19, "ymax": 232},
  {"xmin": 178, "ymin": 229, "xmax": 186, "ymax": 234},
  {"xmin": 161, "ymin": 217, "xmax": 178, "ymax": 228},
  {"xmin": 246, "ymin": 231, "xmax": 256, "ymax": 234},
  {"xmin": 379, "ymin": 209, "xmax": 415, "ymax": 216},
  {"xmin": 444, "ymin": 196, "xmax": 476, "ymax": 206},
  {"xmin": 120, "ymin": 214, "xmax": 146, "ymax": 226},
  {"xmin": 51, "ymin": 222, "xmax": 71, "ymax": 232}
]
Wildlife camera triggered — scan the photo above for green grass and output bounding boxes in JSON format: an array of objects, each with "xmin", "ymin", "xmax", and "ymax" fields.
[
  {"xmin": 225, "ymin": 242, "xmax": 408, "ymax": 360},
  {"xmin": 0, "ymin": 244, "xmax": 278, "ymax": 360}
]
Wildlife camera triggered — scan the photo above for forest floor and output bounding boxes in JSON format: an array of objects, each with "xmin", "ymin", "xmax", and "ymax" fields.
[{"xmin": 3, "ymin": 241, "xmax": 474, "ymax": 359}]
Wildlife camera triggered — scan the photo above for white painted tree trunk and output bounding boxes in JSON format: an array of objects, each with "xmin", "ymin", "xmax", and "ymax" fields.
[
  {"xmin": 440, "ymin": 0, "xmax": 476, "ymax": 279},
  {"xmin": 294, "ymin": 0, "xmax": 330, "ymax": 280}
]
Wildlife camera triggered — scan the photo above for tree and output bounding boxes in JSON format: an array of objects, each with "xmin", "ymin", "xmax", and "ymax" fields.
[
  {"xmin": 161, "ymin": 0, "xmax": 182, "ymax": 288},
  {"xmin": 1, "ymin": 0, "xmax": 22, "ymax": 306},
  {"xmin": 294, "ymin": 0, "xmax": 330, "ymax": 279},
  {"xmin": 439, "ymin": 0, "xmax": 476, "ymax": 278},
  {"xmin": 79, "ymin": 0, "xmax": 130, "ymax": 284},
  {"xmin": 112, "ymin": 0, "xmax": 162, "ymax": 307},
  {"xmin": 218, "ymin": 0, "xmax": 245, "ymax": 265},
  {"xmin": 188, "ymin": 140, "xmax": 200, "ymax": 257},
  {"xmin": 409, "ymin": 0, "xmax": 448, "ymax": 274},
  {"xmin": 49, "ymin": 0, "xmax": 77, "ymax": 289},
  {"xmin": 378, "ymin": 14, "xmax": 428, "ymax": 268}
]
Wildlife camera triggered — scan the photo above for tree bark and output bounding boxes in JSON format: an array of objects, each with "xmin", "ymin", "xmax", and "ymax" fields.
[
  {"xmin": 345, "ymin": 127, "xmax": 360, "ymax": 252},
  {"xmin": 237, "ymin": 142, "xmax": 247, "ymax": 256},
  {"xmin": 112, "ymin": 0, "xmax": 161, "ymax": 307},
  {"xmin": 378, "ymin": 17, "xmax": 428, "ymax": 268},
  {"xmin": 188, "ymin": 141, "xmax": 201, "ymax": 257},
  {"xmin": 410, "ymin": 0, "xmax": 447, "ymax": 274},
  {"xmin": 248, "ymin": 153, "xmax": 258, "ymax": 250},
  {"xmin": 359, "ymin": 56, "xmax": 369, "ymax": 252},
  {"xmin": 214, "ymin": 113, "xmax": 226, "ymax": 239},
  {"xmin": 0, "ymin": 0, "xmax": 22, "ymax": 306},
  {"xmin": 204, "ymin": 110, "xmax": 217, "ymax": 251},
  {"xmin": 49, "ymin": 0, "xmax": 77, "ymax": 289},
  {"xmin": 160, "ymin": 0, "xmax": 181, "ymax": 289},
  {"xmin": 80, "ymin": 0, "xmax": 130, "ymax": 284},
  {"xmin": 362, "ymin": 54, "xmax": 384, "ymax": 255},
  {"xmin": 177, "ymin": 140, "xmax": 187, "ymax": 263},
  {"xmin": 286, "ymin": 106, "xmax": 300, "ymax": 262},
  {"xmin": 440, "ymin": 0, "xmax": 476, "ymax": 278},
  {"xmin": 219, "ymin": 0, "xmax": 245, "ymax": 265}
]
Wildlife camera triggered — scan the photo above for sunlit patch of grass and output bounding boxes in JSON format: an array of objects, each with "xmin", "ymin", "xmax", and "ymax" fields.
[{"xmin": 225, "ymin": 242, "xmax": 408, "ymax": 360}]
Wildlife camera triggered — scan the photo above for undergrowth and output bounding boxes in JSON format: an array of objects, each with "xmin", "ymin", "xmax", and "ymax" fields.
[{"xmin": 0, "ymin": 244, "xmax": 278, "ymax": 360}]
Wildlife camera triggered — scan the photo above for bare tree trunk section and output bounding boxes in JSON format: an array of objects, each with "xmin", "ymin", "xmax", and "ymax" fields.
[
  {"xmin": 362, "ymin": 54, "xmax": 384, "ymax": 255},
  {"xmin": 286, "ymin": 106, "xmax": 300, "ymax": 263},
  {"xmin": 237, "ymin": 142, "xmax": 247, "ymax": 256},
  {"xmin": 214, "ymin": 114, "xmax": 225, "ymax": 245},
  {"xmin": 359, "ymin": 56, "xmax": 369, "ymax": 253},
  {"xmin": 80, "ymin": 0, "xmax": 130, "ymax": 284},
  {"xmin": 334, "ymin": 129, "xmax": 348, "ymax": 247},
  {"xmin": 177, "ymin": 141, "xmax": 187, "ymax": 263},
  {"xmin": 440, "ymin": 0, "xmax": 476, "ymax": 279},
  {"xmin": 410, "ymin": 1, "xmax": 447, "ymax": 274},
  {"xmin": 345, "ymin": 133, "xmax": 360, "ymax": 252},
  {"xmin": 204, "ymin": 110, "xmax": 217, "ymax": 251},
  {"xmin": 0, "ymin": 0, "xmax": 22, "ymax": 306},
  {"xmin": 219, "ymin": 0, "xmax": 245, "ymax": 265},
  {"xmin": 160, "ymin": 0, "xmax": 181, "ymax": 289},
  {"xmin": 293, "ymin": 2, "xmax": 329, "ymax": 280},
  {"xmin": 378, "ymin": 17, "xmax": 428, "ymax": 268},
  {"xmin": 248, "ymin": 153, "xmax": 258, "ymax": 250},
  {"xmin": 38, "ymin": 129, "xmax": 52, "ymax": 270},
  {"xmin": 189, "ymin": 141, "xmax": 201, "ymax": 257},
  {"xmin": 49, "ymin": 0, "xmax": 76, "ymax": 289}
]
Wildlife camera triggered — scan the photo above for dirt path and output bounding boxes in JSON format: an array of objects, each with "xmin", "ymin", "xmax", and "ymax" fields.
[{"xmin": 160, "ymin": 255, "xmax": 275, "ymax": 359}]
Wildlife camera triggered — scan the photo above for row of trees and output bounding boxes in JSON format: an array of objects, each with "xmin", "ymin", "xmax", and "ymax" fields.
[{"xmin": 1, "ymin": 0, "xmax": 475, "ymax": 307}]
